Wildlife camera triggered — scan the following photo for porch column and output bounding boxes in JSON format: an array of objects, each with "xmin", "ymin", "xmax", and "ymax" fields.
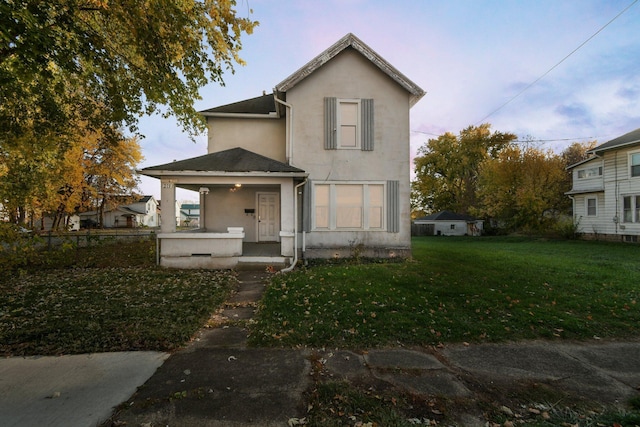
[
  {"xmin": 280, "ymin": 180, "xmax": 294, "ymax": 257},
  {"xmin": 199, "ymin": 187, "xmax": 209, "ymax": 230},
  {"xmin": 160, "ymin": 180, "xmax": 177, "ymax": 233}
]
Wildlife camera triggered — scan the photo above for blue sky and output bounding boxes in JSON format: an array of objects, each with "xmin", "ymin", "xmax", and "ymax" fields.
[{"xmin": 136, "ymin": 0, "xmax": 640, "ymax": 200}]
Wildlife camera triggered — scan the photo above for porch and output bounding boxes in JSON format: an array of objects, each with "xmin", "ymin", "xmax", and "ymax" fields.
[{"xmin": 156, "ymin": 230, "xmax": 289, "ymax": 269}]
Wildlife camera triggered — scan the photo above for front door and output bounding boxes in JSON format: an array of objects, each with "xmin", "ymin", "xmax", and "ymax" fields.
[{"xmin": 257, "ymin": 192, "xmax": 279, "ymax": 242}]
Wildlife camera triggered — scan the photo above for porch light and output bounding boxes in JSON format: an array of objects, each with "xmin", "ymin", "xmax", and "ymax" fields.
[
  {"xmin": 199, "ymin": 187, "xmax": 210, "ymax": 195},
  {"xmin": 229, "ymin": 183, "xmax": 242, "ymax": 193}
]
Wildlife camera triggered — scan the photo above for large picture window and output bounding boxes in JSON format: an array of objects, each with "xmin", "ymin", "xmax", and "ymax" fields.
[{"xmin": 313, "ymin": 183, "xmax": 385, "ymax": 230}]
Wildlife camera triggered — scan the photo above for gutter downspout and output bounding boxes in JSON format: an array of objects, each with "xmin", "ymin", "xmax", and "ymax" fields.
[
  {"xmin": 273, "ymin": 92, "xmax": 294, "ymax": 165},
  {"xmin": 281, "ymin": 179, "xmax": 307, "ymax": 273}
]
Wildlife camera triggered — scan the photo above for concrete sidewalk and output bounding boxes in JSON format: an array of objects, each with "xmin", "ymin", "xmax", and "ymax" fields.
[
  {"xmin": 2, "ymin": 270, "xmax": 639, "ymax": 426},
  {"xmin": 0, "ymin": 351, "xmax": 167, "ymax": 427}
]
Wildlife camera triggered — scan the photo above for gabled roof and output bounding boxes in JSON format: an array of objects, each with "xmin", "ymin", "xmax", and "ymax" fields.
[
  {"xmin": 200, "ymin": 94, "xmax": 277, "ymax": 116},
  {"xmin": 140, "ymin": 147, "xmax": 305, "ymax": 175},
  {"xmin": 589, "ymin": 127, "xmax": 640, "ymax": 155},
  {"xmin": 415, "ymin": 210, "xmax": 479, "ymax": 222},
  {"xmin": 275, "ymin": 33, "xmax": 426, "ymax": 106}
]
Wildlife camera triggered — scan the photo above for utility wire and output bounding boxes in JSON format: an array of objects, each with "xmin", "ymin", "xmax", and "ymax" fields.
[
  {"xmin": 474, "ymin": 0, "xmax": 638, "ymax": 125},
  {"xmin": 411, "ymin": 129, "xmax": 598, "ymax": 143}
]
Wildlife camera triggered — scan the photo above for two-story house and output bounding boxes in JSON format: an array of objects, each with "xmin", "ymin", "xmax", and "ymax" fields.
[
  {"xmin": 566, "ymin": 127, "xmax": 640, "ymax": 241},
  {"xmin": 141, "ymin": 33, "xmax": 425, "ymax": 268}
]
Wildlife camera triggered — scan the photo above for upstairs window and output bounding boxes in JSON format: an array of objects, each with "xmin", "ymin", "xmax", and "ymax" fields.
[
  {"xmin": 631, "ymin": 153, "xmax": 640, "ymax": 177},
  {"xmin": 338, "ymin": 101, "xmax": 359, "ymax": 149},
  {"xmin": 325, "ymin": 97, "xmax": 374, "ymax": 150},
  {"xmin": 577, "ymin": 166, "xmax": 602, "ymax": 179}
]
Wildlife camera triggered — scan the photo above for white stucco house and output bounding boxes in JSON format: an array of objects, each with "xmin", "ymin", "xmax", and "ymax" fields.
[
  {"xmin": 566, "ymin": 127, "xmax": 640, "ymax": 241},
  {"xmin": 413, "ymin": 210, "xmax": 483, "ymax": 236},
  {"xmin": 141, "ymin": 33, "xmax": 425, "ymax": 269}
]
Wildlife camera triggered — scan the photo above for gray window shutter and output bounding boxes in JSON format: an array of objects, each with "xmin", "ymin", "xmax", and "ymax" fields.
[
  {"xmin": 361, "ymin": 99, "xmax": 374, "ymax": 151},
  {"xmin": 303, "ymin": 181, "xmax": 312, "ymax": 232},
  {"xmin": 387, "ymin": 180, "xmax": 399, "ymax": 233},
  {"xmin": 324, "ymin": 97, "xmax": 337, "ymax": 150}
]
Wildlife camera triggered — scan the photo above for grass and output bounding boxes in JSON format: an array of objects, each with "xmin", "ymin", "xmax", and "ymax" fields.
[
  {"xmin": 0, "ymin": 238, "xmax": 236, "ymax": 356},
  {"xmin": 250, "ymin": 236, "xmax": 640, "ymax": 348}
]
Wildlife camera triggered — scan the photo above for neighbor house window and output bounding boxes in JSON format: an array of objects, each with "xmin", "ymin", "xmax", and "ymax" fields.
[
  {"xmin": 313, "ymin": 182, "xmax": 385, "ymax": 230},
  {"xmin": 577, "ymin": 166, "xmax": 603, "ymax": 179},
  {"xmin": 586, "ymin": 197, "xmax": 597, "ymax": 216},
  {"xmin": 631, "ymin": 153, "xmax": 640, "ymax": 177},
  {"xmin": 622, "ymin": 195, "xmax": 640, "ymax": 223}
]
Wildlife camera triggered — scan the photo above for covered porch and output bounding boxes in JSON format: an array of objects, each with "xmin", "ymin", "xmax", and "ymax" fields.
[{"xmin": 141, "ymin": 148, "xmax": 307, "ymax": 269}]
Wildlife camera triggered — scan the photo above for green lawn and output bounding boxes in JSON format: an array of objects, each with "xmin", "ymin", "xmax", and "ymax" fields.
[
  {"xmin": 249, "ymin": 236, "xmax": 640, "ymax": 348},
  {"xmin": 0, "ymin": 238, "xmax": 236, "ymax": 356}
]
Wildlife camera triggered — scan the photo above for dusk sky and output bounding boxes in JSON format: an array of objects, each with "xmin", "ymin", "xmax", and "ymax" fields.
[{"xmin": 136, "ymin": 0, "xmax": 640, "ymax": 200}]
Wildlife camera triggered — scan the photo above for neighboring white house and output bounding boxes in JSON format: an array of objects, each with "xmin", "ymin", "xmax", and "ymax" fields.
[
  {"xmin": 566, "ymin": 127, "xmax": 640, "ymax": 241},
  {"xmin": 140, "ymin": 33, "xmax": 425, "ymax": 269},
  {"xmin": 41, "ymin": 214, "xmax": 81, "ymax": 231},
  {"xmin": 414, "ymin": 210, "xmax": 484, "ymax": 236},
  {"xmin": 79, "ymin": 195, "xmax": 159, "ymax": 228}
]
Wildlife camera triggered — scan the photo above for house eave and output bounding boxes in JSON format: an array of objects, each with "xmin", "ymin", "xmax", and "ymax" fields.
[
  {"xmin": 566, "ymin": 155, "xmax": 601, "ymax": 170},
  {"xmin": 565, "ymin": 187, "xmax": 604, "ymax": 195},
  {"xmin": 274, "ymin": 33, "xmax": 425, "ymax": 106},
  {"xmin": 140, "ymin": 170, "xmax": 309, "ymax": 179},
  {"xmin": 200, "ymin": 111, "xmax": 280, "ymax": 119}
]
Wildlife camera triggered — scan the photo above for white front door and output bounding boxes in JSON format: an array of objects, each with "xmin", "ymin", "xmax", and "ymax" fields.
[{"xmin": 257, "ymin": 192, "xmax": 279, "ymax": 242}]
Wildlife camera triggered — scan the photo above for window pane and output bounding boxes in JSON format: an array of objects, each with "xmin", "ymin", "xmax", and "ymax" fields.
[
  {"xmin": 623, "ymin": 196, "xmax": 632, "ymax": 222},
  {"xmin": 315, "ymin": 207, "xmax": 329, "ymax": 228},
  {"xmin": 314, "ymin": 185, "xmax": 330, "ymax": 228},
  {"xmin": 369, "ymin": 185, "xmax": 383, "ymax": 205},
  {"xmin": 336, "ymin": 185, "xmax": 362, "ymax": 228},
  {"xmin": 369, "ymin": 207, "xmax": 382, "ymax": 228},
  {"xmin": 636, "ymin": 196, "xmax": 640, "ymax": 223},
  {"xmin": 340, "ymin": 125, "xmax": 357, "ymax": 147},
  {"xmin": 336, "ymin": 185, "xmax": 362, "ymax": 204},
  {"xmin": 368, "ymin": 185, "xmax": 384, "ymax": 229},
  {"xmin": 632, "ymin": 164, "xmax": 640, "ymax": 177},
  {"xmin": 587, "ymin": 198, "xmax": 596, "ymax": 216},
  {"xmin": 340, "ymin": 103, "xmax": 358, "ymax": 125},
  {"xmin": 337, "ymin": 207, "xmax": 362, "ymax": 228}
]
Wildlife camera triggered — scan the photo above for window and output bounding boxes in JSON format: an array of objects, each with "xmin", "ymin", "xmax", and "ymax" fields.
[
  {"xmin": 450, "ymin": 224, "xmax": 456, "ymax": 230},
  {"xmin": 313, "ymin": 183, "xmax": 385, "ymax": 230},
  {"xmin": 324, "ymin": 97, "xmax": 374, "ymax": 150},
  {"xmin": 631, "ymin": 153, "xmax": 640, "ymax": 177},
  {"xmin": 586, "ymin": 197, "xmax": 597, "ymax": 216},
  {"xmin": 338, "ymin": 101, "xmax": 359, "ymax": 148},
  {"xmin": 622, "ymin": 195, "xmax": 640, "ymax": 223},
  {"xmin": 577, "ymin": 166, "xmax": 602, "ymax": 179}
]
